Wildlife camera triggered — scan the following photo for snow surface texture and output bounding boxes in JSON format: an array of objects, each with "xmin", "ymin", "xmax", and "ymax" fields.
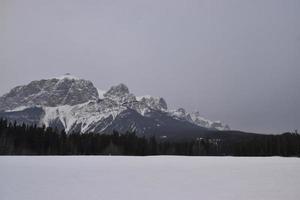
[{"xmin": 1, "ymin": 156, "xmax": 300, "ymax": 200}]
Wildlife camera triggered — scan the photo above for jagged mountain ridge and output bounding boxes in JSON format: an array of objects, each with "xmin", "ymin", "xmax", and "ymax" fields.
[
  {"xmin": 0, "ymin": 74, "xmax": 98, "ymax": 111},
  {"xmin": 0, "ymin": 75, "xmax": 230, "ymax": 135}
]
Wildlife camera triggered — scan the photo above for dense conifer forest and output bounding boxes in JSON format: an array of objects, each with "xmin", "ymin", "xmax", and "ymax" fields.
[{"xmin": 0, "ymin": 118, "xmax": 299, "ymax": 156}]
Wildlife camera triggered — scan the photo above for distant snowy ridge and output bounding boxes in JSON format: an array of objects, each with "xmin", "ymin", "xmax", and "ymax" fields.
[
  {"xmin": 169, "ymin": 108, "xmax": 229, "ymax": 131},
  {"xmin": 0, "ymin": 74, "xmax": 230, "ymax": 134}
]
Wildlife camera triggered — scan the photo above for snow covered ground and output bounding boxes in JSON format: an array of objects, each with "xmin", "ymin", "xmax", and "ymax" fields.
[{"xmin": 1, "ymin": 156, "xmax": 299, "ymax": 200}]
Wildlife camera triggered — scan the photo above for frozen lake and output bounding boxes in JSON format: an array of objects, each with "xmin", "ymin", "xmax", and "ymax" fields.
[{"xmin": 1, "ymin": 156, "xmax": 299, "ymax": 200}]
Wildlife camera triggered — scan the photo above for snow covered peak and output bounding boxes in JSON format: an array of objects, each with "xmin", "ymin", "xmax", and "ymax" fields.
[
  {"xmin": 189, "ymin": 111, "xmax": 230, "ymax": 131},
  {"xmin": 170, "ymin": 108, "xmax": 190, "ymax": 121},
  {"xmin": 0, "ymin": 76, "xmax": 99, "ymax": 110},
  {"xmin": 102, "ymin": 84, "xmax": 136, "ymax": 104},
  {"xmin": 168, "ymin": 109, "xmax": 230, "ymax": 131},
  {"xmin": 137, "ymin": 96, "xmax": 168, "ymax": 111},
  {"xmin": 104, "ymin": 83, "xmax": 129, "ymax": 97}
]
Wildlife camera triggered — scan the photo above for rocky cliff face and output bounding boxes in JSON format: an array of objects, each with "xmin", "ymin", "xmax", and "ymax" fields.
[
  {"xmin": 0, "ymin": 75, "xmax": 230, "ymax": 135},
  {"xmin": 0, "ymin": 74, "xmax": 98, "ymax": 111}
]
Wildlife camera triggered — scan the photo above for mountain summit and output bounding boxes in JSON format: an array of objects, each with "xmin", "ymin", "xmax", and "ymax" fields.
[
  {"xmin": 0, "ymin": 75, "xmax": 230, "ymax": 136},
  {"xmin": 103, "ymin": 83, "xmax": 136, "ymax": 104},
  {"xmin": 104, "ymin": 83, "xmax": 130, "ymax": 97},
  {"xmin": 0, "ymin": 75, "xmax": 98, "ymax": 111}
]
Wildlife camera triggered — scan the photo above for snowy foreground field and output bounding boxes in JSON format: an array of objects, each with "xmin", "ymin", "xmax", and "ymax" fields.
[{"xmin": 1, "ymin": 156, "xmax": 300, "ymax": 200}]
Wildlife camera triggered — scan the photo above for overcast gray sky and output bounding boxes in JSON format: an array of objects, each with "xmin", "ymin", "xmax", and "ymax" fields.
[{"xmin": 1, "ymin": 0, "xmax": 299, "ymax": 133}]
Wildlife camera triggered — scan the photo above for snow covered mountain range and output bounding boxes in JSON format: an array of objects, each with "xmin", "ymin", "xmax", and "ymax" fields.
[{"xmin": 0, "ymin": 74, "xmax": 229, "ymax": 135}]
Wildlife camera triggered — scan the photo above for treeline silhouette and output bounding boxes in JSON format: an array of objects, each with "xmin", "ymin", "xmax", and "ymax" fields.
[{"xmin": 0, "ymin": 119, "xmax": 299, "ymax": 156}]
